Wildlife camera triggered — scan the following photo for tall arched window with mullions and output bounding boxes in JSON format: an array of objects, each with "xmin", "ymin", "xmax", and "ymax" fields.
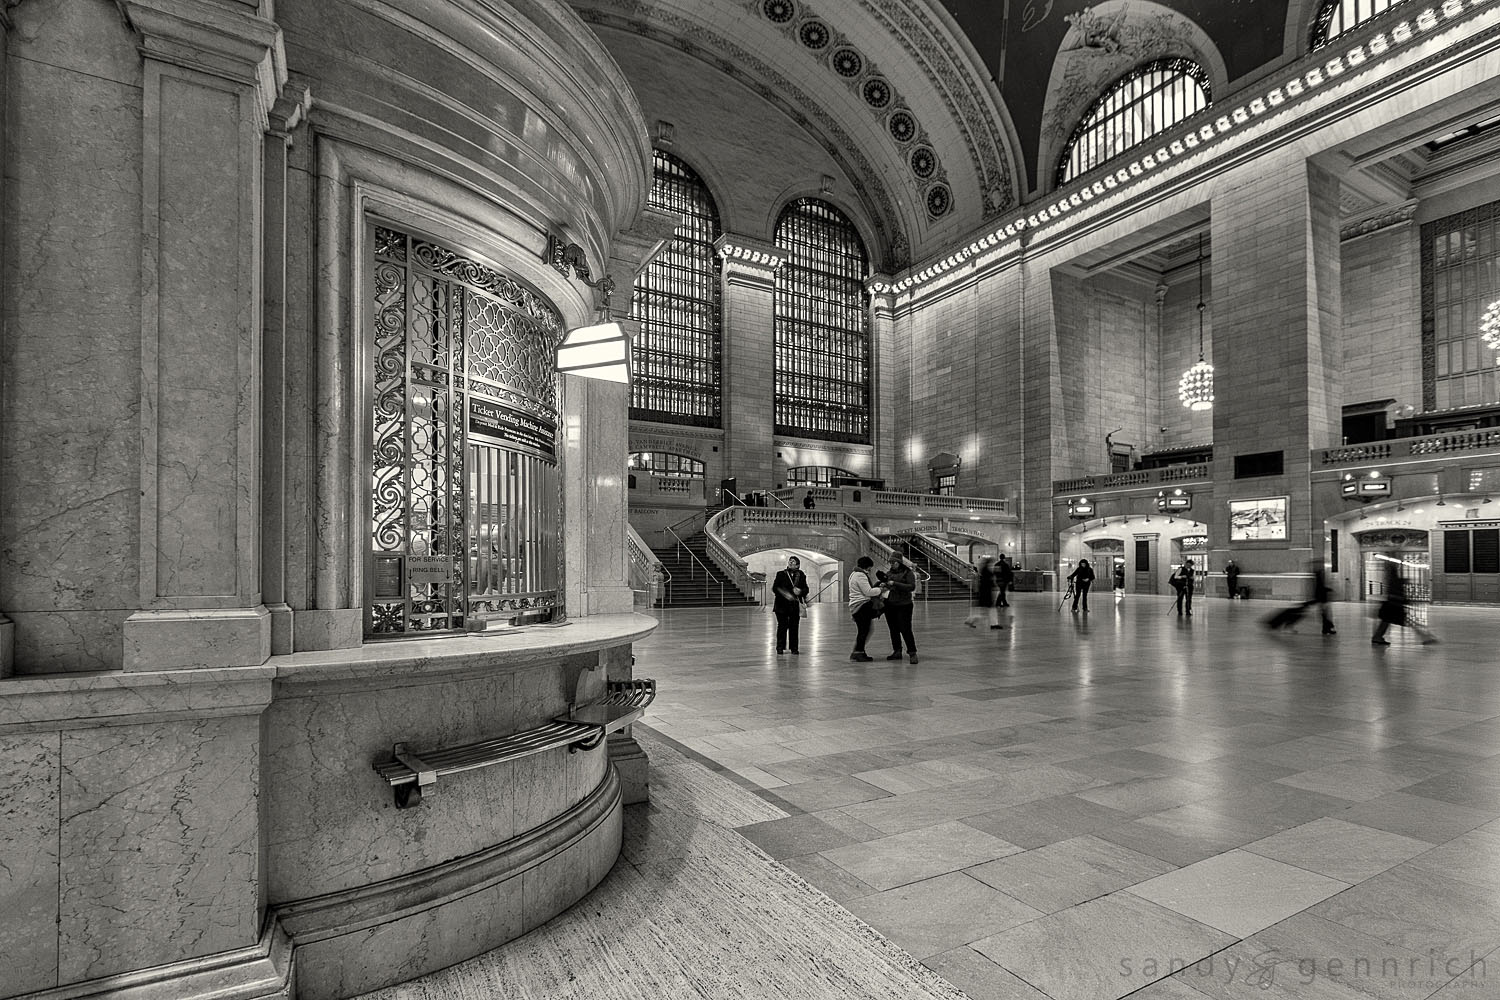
[
  {"xmin": 773, "ymin": 199, "xmax": 871, "ymax": 444},
  {"xmin": 1057, "ymin": 58, "xmax": 1210, "ymax": 187},
  {"xmin": 1310, "ymin": 0, "xmax": 1409, "ymax": 49},
  {"xmin": 629, "ymin": 150, "xmax": 723, "ymax": 426}
]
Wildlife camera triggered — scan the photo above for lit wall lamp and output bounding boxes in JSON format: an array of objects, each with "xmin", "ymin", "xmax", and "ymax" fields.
[{"xmin": 547, "ymin": 234, "xmax": 630, "ymax": 384}]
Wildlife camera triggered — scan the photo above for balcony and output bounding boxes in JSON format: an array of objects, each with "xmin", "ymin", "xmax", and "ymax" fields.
[
  {"xmin": 1315, "ymin": 428, "xmax": 1500, "ymax": 470},
  {"xmin": 1053, "ymin": 462, "xmax": 1212, "ymax": 497}
]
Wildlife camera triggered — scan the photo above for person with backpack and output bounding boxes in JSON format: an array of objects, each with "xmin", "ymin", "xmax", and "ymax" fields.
[
  {"xmin": 1066, "ymin": 558, "xmax": 1095, "ymax": 613},
  {"xmin": 1170, "ymin": 559, "xmax": 1195, "ymax": 616}
]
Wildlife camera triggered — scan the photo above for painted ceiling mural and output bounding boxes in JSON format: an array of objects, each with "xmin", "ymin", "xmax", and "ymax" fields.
[{"xmin": 941, "ymin": 0, "xmax": 1293, "ymax": 188}]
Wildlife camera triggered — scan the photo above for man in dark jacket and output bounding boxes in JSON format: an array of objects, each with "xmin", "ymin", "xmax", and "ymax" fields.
[{"xmin": 995, "ymin": 553, "xmax": 1014, "ymax": 607}]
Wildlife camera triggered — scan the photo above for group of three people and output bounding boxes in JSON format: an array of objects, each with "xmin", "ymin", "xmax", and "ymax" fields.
[{"xmin": 770, "ymin": 552, "xmax": 920, "ymax": 662}]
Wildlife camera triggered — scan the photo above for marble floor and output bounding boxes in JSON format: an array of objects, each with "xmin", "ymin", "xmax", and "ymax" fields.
[{"xmin": 367, "ymin": 595, "xmax": 1500, "ymax": 1000}]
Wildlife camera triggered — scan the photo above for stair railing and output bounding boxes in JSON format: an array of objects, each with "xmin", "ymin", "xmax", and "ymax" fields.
[
  {"xmin": 840, "ymin": 514, "xmax": 931, "ymax": 608},
  {"xmin": 626, "ymin": 523, "xmax": 670, "ymax": 607},
  {"xmin": 704, "ymin": 529, "xmax": 756, "ymax": 605},
  {"xmin": 890, "ymin": 530, "xmax": 976, "ymax": 584},
  {"xmin": 664, "ymin": 523, "xmax": 723, "ymax": 605}
]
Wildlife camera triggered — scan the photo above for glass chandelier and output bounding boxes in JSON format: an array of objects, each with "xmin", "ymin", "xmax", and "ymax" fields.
[
  {"xmin": 1483, "ymin": 298, "xmax": 1500, "ymax": 354},
  {"xmin": 1178, "ymin": 233, "xmax": 1213, "ymax": 411}
]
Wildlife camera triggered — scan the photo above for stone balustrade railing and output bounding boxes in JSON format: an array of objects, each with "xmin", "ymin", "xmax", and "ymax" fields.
[
  {"xmin": 1054, "ymin": 463, "xmax": 1212, "ymax": 496},
  {"xmin": 773, "ymin": 486, "xmax": 1010, "ymax": 517},
  {"xmin": 1317, "ymin": 429, "xmax": 1500, "ymax": 466},
  {"xmin": 889, "ymin": 530, "xmax": 975, "ymax": 581}
]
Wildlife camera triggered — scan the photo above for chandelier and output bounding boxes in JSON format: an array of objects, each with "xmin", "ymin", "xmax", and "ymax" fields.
[
  {"xmin": 1178, "ymin": 233, "xmax": 1213, "ymax": 411},
  {"xmin": 1483, "ymin": 298, "xmax": 1500, "ymax": 353}
]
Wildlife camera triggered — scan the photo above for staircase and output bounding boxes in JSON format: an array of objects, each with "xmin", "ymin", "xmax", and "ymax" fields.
[
  {"xmin": 652, "ymin": 532, "xmax": 757, "ymax": 608},
  {"xmin": 884, "ymin": 538, "xmax": 972, "ymax": 601}
]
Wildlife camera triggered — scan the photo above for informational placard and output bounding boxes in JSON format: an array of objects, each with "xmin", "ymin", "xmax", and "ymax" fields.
[
  {"xmin": 373, "ymin": 555, "xmax": 403, "ymax": 599},
  {"xmin": 1229, "ymin": 497, "xmax": 1288, "ymax": 541},
  {"xmin": 469, "ymin": 398, "xmax": 555, "ymax": 459},
  {"xmin": 407, "ymin": 555, "xmax": 454, "ymax": 584}
]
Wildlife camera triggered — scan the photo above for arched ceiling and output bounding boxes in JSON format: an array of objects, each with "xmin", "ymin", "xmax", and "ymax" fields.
[{"xmin": 567, "ymin": 0, "xmax": 1019, "ymax": 268}]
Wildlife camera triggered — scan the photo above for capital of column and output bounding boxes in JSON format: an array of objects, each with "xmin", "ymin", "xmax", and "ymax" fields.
[
  {"xmin": 715, "ymin": 234, "xmax": 789, "ymax": 284},
  {"xmin": 118, "ymin": 0, "xmax": 287, "ymax": 126}
]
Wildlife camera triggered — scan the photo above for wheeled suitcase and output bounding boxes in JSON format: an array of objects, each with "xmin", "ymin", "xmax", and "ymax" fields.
[{"xmin": 1263, "ymin": 603, "xmax": 1308, "ymax": 631}]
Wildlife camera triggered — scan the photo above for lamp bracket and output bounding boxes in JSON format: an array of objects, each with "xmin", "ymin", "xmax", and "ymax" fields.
[{"xmin": 546, "ymin": 234, "xmax": 616, "ymax": 306}]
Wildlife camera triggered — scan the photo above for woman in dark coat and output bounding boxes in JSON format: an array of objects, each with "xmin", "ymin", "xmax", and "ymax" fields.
[
  {"xmin": 1067, "ymin": 558, "xmax": 1095, "ymax": 613},
  {"xmin": 882, "ymin": 553, "xmax": 919, "ymax": 663},
  {"xmin": 771, "ymin": 555, "xmax": 809, "ymax": 654}
]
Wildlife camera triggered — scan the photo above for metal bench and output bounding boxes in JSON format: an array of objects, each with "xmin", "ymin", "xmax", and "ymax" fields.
[{"xmin": 373, "ymin": 679, "xmax": 656, "ymax": 808}]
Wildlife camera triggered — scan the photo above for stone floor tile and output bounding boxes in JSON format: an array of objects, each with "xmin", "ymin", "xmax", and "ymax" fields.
[
  {"xmin": 843, "ymin": 872, "xmax": 1044, "ymax": 960},
  {"xmin": 769, "ymin": 775, "xmax": 891, "ymax": 812},
  {"xmin": 778, "ymin": 852, "xmax": 880, "ymax": 904},
  {"xmin": 735, "ymin": 812, "xmax": 860, "ymax": 860},
  {"xmin": 971, "ymin": 891, "xmax": 1237, "ymax": 1000},
  {"xmin": 1126, "ymin": 850, "xmax": 1350, "ymax": 938},
  {"xmin": 1241, "ymin": 817, "xmax": 1432, "ymax": 884},
  {"xmin": 960, "ymin": 793, "xmax": 1138, "ymax": 849},
  {"xmin": 966, "ymin": 834, "xmax": 1176, "ymax": 912},
  {"xmin": 1075, "ymin": 776, "xmax": 1219, "ymax": 814},
  {"xmin": 819, "ymin": 820, "xmax": 1024, "ymax": 891},
  {"xmin": 921, "ymin": 946, "xmax": 1054, "ymax": 999},
  {"xmin": 1332, "ymin": 791, "xmax": 1496, "ymax": 843},
  {"xmin": 1309, "ymin": 864, "xmax": 1500, "ymax": 972},
  {"xmin": 1273, "ymin": 762, "xmax": 1426, "ymax": 802}
]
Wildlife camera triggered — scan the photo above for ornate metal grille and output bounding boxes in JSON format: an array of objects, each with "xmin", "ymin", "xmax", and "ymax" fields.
[
  {"xmin": 628, "ymin": 150, "xmax": 722, "ymax": 425},
  {"xmin": 773, "ymin": 199, "xmax": 871, "ymax": 444},
  {"xmin": 628, "ymin": 452, "xmax": 705, "ymax": 479},
  {"xmin": 1311, "ymin": 0, "xmax": 1410, "ymax": 49},
  {"xmin": 786, "ymin": 465, "xmax": 856, "ymax": 487},
  {"xmin": 367, "ymin": 225, "xmax": 563, "ymax": 637},
  {"xmin": 1421, "ymin": 201, "xmax": 1500, "ymax": 412},
  {"xmin": 1057, "ymin": 59, "xmax": 1210, "ymax": 187}
]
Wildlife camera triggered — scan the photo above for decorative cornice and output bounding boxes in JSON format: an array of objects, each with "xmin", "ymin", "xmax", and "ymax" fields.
[
  {"xmin": 117, "ymin": 0, "xmax": 286, "ymax": 122},
  {"xmin": 572, "ymin": 1, "xmax": 906, "ymax": 271},
  {"xmin": 1340, "ymin": 200, "xmax": 1419, "ymax": 241},
  {"xmin": 893, "ymin": 0, "xmax": 1500, "ymax": 298},
  {"xmin": 715, "ymin": 234, "xmax": 790, "ymax": 270}
]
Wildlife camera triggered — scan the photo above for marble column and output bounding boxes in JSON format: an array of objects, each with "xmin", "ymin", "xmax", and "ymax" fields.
[
  {"xmin": 1211, "ymin": 154, "xmax": 1343, "ymax": 573},
  {"xmin": 0, "ymin": 6, "xmax": 12, "ymax": 678},
  {"xmin": 118, "ymin": 0, "xmax": 286, "ymax": 670},
  {"xmin": 867, "ymin": 275, "xmax": 898, "ymax": 486},
  {"xmin": 714, "ymin": 236, "xmax": 788, "ymax": 493}
]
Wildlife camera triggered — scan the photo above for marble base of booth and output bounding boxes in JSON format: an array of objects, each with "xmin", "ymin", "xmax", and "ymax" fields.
[
  {"xmin": 6, "ymin": 920, "xmax": 293, "ymax": 1000},
  {"xmin": 610, "ymin": 730, "xmax": 650, "ymax": 804},
  {"xmin": 273, "ymin": 767, "xmax": 624, "ymax": 1000}
]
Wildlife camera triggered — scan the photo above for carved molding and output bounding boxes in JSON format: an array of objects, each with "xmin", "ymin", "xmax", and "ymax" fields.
[{"xmin": 1340, "ymin": 200, "xmax": 1419, "ymax": 241}]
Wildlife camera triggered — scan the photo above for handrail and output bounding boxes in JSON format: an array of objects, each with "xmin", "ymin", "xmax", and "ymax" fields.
[
  {"xmin": 890, "ymin": 530, "xmax": 976, "ymax": 582},
  {"xmin": 704, "ymin": 528, "xmax": 757, "ymax": 603},
  {"xmin": 665, "ymin": 523, "xmax": 723, "ymax": 605},
  {"xmin": 666, "ymin": 509, "xmax": 706, "ymax": 536},
  {"xmin": 626, "ymin": 523, "xmax": 669, "ymax": 607}
]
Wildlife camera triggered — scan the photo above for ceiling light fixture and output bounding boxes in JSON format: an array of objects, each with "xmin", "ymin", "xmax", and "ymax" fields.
[{"xmin": 1178, "ymin": 233, "xmax": 1214, "ymax": 411}]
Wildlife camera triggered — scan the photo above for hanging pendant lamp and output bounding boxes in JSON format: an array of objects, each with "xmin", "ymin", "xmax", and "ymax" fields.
[{"xmin": 1178, "ymin": 234, "xmax": 1213, "ymax": 411}]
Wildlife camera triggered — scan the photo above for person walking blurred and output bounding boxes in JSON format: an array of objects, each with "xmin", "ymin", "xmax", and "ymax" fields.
[
  {"xmin": 964, "ymin": 556, "xmax": 996, "ymax": 628},
  {"xmin": 883, "ymin": 553, "xmax": 919, "ymax": 663},
  {"xmin": 847, "ymin": 556, "xmax": 886, "ymax": 661},
  {"xmin": 1371, "ymin": 557, "xmax": 1438, "ymax": 646}
]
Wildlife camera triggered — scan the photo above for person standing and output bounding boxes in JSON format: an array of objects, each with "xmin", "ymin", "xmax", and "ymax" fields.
[
  {"xmin": 802, "ymin": 492, "xmax": 816, "ymax": 510},
  {"xmin": 1067, "ymin": 558, "xmax": 1095, "ymax": 613},
  {"xmin": 882, "ymin": 552, "xmax": 919, "ymax": 663},
  {"xmin": 1225, "ymin": 559, "xmax": 1240, "ymax": 600},
  {"xmin": 847, "ymin": 556, "xmax": 886, "ymax": 661},
  {"xmin": 1113, "ymin": 561, "xmax": 1126, "ymax": 598},
  {"xmin": 771, "ymin": 555, "xmax": 809, "ymax": 655},
  {"xmin": 995, "ymin": 553, "xmax": 1014, "ymax": 607},
  {"xmin": 1171, "ymin": 559, "xmax": 1195, "ymax": 615}
]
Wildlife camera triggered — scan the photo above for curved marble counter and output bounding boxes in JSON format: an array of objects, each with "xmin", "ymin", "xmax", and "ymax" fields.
[{"xmin": 0, "ymin": 614, "xmax": 659, "ymax": 1000}]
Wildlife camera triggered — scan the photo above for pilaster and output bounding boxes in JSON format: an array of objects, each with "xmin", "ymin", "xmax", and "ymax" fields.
[
  {"xmin": 262, "ymin": 83, "xmax": 311, "ymax": 657},
  {"xmin": 119, "ymin": 0, "xmax": 287, "ymax": 670},
  {"xmin": 867, "ymin": 275, "xmax": 897, "ymax": 486},
  {"xmin": 715, "ymin": 234, "xmax": 788, "ymax": 492},
  {"xmin": 0, "ymin": 6, "xmax": 11, "ymax": 678},
  {"xmin": 1211, "ymin": 152, "xmax": 1343, "ymax": 573}
]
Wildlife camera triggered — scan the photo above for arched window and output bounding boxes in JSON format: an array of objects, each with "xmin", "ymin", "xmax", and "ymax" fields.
[
  {"xmin": 786, "ymin": 466, "xmax": 856, "ymax": 488},
  {"xmin": 773, "ymin": 199, "xmax": 871, "ymax": 444},
  {"xmin": 1057, "ymin": 59, "xmax": 1210, "ymax": 187},
  {"xmin": 629, "ymin": 150, "xmax": 722, "ymax": 426},
  {"xmin": 1311, "ymin": 0, "xmax": 1409, "ymax": 50},
  {"xmin": 627, "ymin": 452, "xmax": 706, "ymax": 479}
]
